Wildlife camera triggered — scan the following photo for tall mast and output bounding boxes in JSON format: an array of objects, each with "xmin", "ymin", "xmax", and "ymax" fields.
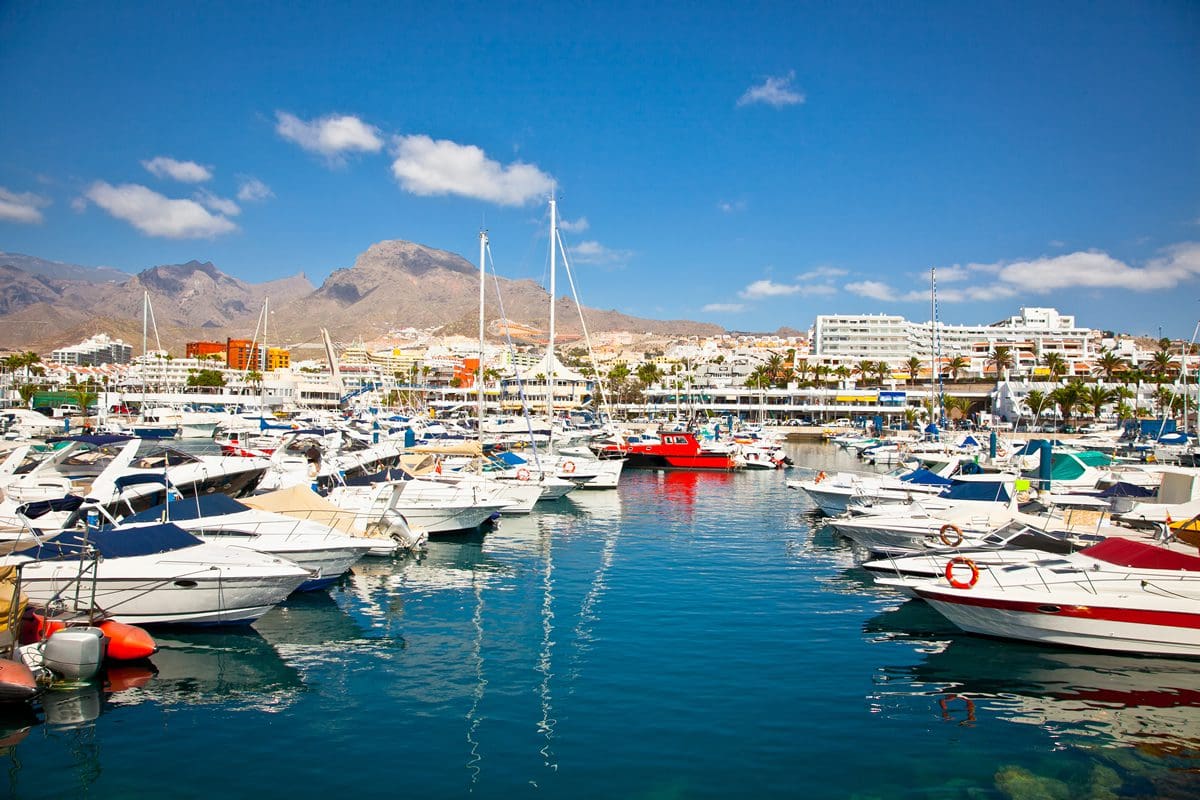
[
  {"xmin": 547, "ymin": 196, "xmax": 557, "ymax": 433},
  {"xmin": 478, "ymin": 230, "xmax": 488, "ymax": 458}
]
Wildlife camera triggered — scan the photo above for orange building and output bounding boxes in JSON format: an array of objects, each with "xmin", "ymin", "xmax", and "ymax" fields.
[
  {"xmin": 227, "ymin": 338, "xmax": 262, "ymax": 371},
  {"xmin": 186, "ymin": 341, "xmax": 226, "ymax": 360}
]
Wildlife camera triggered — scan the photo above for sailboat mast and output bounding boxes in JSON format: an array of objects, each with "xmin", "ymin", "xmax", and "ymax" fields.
[
  {"xmin": 478, "ymin": 230, "xmax": 488, "ymax": 457},
  {"xmin": 547, "ymin": 197, "xmax": 557, "ymax": 430}
]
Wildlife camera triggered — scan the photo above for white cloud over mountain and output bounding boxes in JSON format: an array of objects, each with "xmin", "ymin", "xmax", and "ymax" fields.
[
  {"xmin": 142, "ymin": 156, "xmax": 213, "ymax": 183},
  {"xmin": 193, "ymin": 189, "xmax": 240, "ymax": 217},
  {"xmin": 276, "ymin": 111, "xmax": 384, "ymax": 159},
  {"xmin": 84, "ymin": 181, "xmax": 237, "ymax": 238},
  {"xmin": 390, "ymin": 134, "xmax": 554, "ymax": 206},
  {"xmin": 567, "ymin": 239, "xmax": 632, "ymax": 266},
  {"xmin": 0, "ymin": 186, "xmax": 50, "ymax": 224},
  {"xmin": 703, "ymin": 302, "xmax": 747, "ymax": 313},
  {"xmin": 737, "ymin": 71, "xmax": 805, "ymax": 108}
]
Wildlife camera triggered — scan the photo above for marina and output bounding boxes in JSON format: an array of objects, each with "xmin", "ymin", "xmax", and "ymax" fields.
[{"xmin": 1, "ymin": 442, "xmax": 1197, "ymax": 799}]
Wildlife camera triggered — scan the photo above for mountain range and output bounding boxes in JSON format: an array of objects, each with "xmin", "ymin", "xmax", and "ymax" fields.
[{"xmin": 0, "ymin": 242, "xmax": 723, "ymax": 354}]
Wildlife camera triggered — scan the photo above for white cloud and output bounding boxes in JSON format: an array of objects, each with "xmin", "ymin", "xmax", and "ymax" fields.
[
  {"xmin": 558, "ymin": 216, "xmax": 589, "ymax": 233},
  {"xmin": 703, "ymin": 303, "xmax": 747, "ymax": 313},
  {"xmin": 1049, "ymin": 239, "xmax": 1066, "ymax": 248},
  {"xmin": 718, "ymin": 199, "xmax": 746, "ymax": 213},
  {"xmin": 193, "ymin": 189, "xmax": 240, "ymax": 217},
  {"xmin": 237, "ymin": 177, "xmax": 274, "ymax": 202},
  {"xmin": 275, "ymin": 111, "xmax": 384, "ymax": 159},
  {"xmin": 739, "ymin": 279, "xmax": 801, "ymax": 299},
  {"xmin": 796, "ymin": 266, "xmax": 848, "ymax": 281},
  {"xmin": 0, "ymin": 186, "xmax": 50, "ymax": 224},
  {"xmin": 737, "ymin": 70, "xmax": 805, "ymax": 108},
  {"xmin": 844, "ymin": 280, "xmax": 898, "ymax": 301},
  {"xmin": 142, "ymin": 156, "xmax": 213, "ymax": 183},
  {"xmin": 568, "ymin": 240, "xmax": 632, "ymax": 266},
  {"xmin": 390, "ymin": 134, "xmax": 554, "ymax": 206},
  {"xmin": 991, "ymin": 246, "xmax": 1200, "ymax": 292},
  {"xmin": 83, "ymin": 181, "xmax": 237, "ymax": 238}
]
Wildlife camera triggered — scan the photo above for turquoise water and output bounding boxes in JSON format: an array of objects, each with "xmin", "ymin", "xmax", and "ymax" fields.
[{"xmin": 3, "ymin": 443, "xmax": 1198, "ymax": 799}]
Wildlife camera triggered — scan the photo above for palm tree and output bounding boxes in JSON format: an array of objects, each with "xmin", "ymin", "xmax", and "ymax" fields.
[
  {"xmin": 765, "ymin": 353, "xmax": 785, "ymax": 382},
  {"xmin": 833, "ymin": 365, "xmax": 852, "ymax": 383},
  {"xmin": 946, "ymin": 355, "xmax": 969, "ymax": 382},
  {"xmin": 943, "ymin": 395, "xmax": 976, "ymax": 424},
  {"xmin": 746, "ymin": 365, "xmax": 772, "ymax": 390},
  {"xmin": 988, "ymin": 346, "xmax": 1015, "ymax": 380},
  {"xmin": 1078, "ymin": 384, "xmax": 1115, "ymax": 421},
  {"xmin": 1149, "ymin": 350, "xmax": 1177, "ymax": 383},
  {"xmin": 606, "ymin": 363, "xmax": 631, "ymax": 404},
  {"xmin": 1049, "ymin": 383, "xmax": 1084, "ymax": 429},
  {"xmin": 1024, "ymin": 389, "xmax": 1048, "ymax": 425},
  {"xmin": 636, "ymin": 362, "xmax": 662, "ymax": 387},
  {"xmin": 905, "ymin": 356, "xmax": 923, "ymax": 384},
  {"xmin": 1092, "ymin": 350, "xmax": 1127, "ymax": 383},
  {"xmin": 1041, "ymin": 351, "xmax": 1068, "ymax": 382}
]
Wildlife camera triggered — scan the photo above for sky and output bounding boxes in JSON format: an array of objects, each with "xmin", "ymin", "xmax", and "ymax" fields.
[{"xmin": 1, "ymin": 1, "xmax": 1198, "ymax": 338}]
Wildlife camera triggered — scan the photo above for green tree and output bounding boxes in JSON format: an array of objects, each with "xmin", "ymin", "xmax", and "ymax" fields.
[
  {"xmin": 946, "ymin": 355, "xmax": 969, "ymax": 382},
  {"xmin": 187, "ymin": 369, "xmax": 227, "ymax": 388},
  {"xmin": 1024, "ymin": 389, "xmax": 1048, "ymax": 423},
  {"xmin": 1078, "ymin": 384, "xmax": 1115, "ymax": 420},
  {"xmin": 905, "ymin": 356, "xmax": 923, "ymax": 384},
  {"xmin": 1049, "ymin": 382, "xmax": 1084, "ymax": 428},
  {"xmin": 1092, "ymin": 350, "xmax": 1127, "ymax": 383},
  {"xmin": 1041, "ymin": 351, "xmax": 1068, "ymax": 382},
  {"xmin": 988, "ymin": 346, "xmax": 1015, "ymax": 379}
]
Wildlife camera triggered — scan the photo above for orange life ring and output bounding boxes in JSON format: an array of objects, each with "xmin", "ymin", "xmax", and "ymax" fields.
[
  {"xmin": 945, "ymin": 556, "xmax": 979, "ymax": 589},
  {"xmin": 562, "ymin": 460, "xmax": 577, "ymax": 474},
  {"xmin": 938, "ymin": 693, "xmax": 977, "ymax": 725},
  {"xmin": 814, "ymin": 471, "xmax": 827, "ymax": 484},
  {"xmin": 516, "ymin": 467, "xmax": 531, "ymax": 481},
  {"xmin": 939, "ymin": 523, "xmax": 964, "ymax": 547}
]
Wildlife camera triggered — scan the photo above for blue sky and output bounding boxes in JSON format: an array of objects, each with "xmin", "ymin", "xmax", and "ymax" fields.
[{"xmin": 1, "ymin": 1, "xmax": 1198, "ymax": 338}]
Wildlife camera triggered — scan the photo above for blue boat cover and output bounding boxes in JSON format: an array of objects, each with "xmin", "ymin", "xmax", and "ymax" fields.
[
  {"xmin": 114, "ymin": 473, "xmax": 171, "ymax": 491},
  {"xmin": 493, "ymin": 451, "xmax": 527, "ymax": 466},
  {"xmin": 19, "ymin": 522, "xmax": 202, "ymax": 559},
  {"xmin": 17, "ymin": 495, "xmax": 86, "ymax": 519},
  {"xmin": 1098, "ymin": 482, "xmax": 1156, "ymax": 498},
  {"xmin": 899, "ymin": 468, "xmax": 954, "ymax": 486},
  {"xmin": 959, "ymin": 435, "xmax": 980, "ymax": 448},
  {"xmin": 943, "ymin": 481, "xmax": 1011, "ymax": 502},
  {"xmin": 121, "ymin": 493, "xmax": 249, "ymax": 524},
  {"xmin": 44, "ymin": 434, "xmax": 133, "ymax": 446}
]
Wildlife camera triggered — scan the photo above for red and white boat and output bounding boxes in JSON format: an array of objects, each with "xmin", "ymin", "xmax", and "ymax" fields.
[
  {"xmin": 914, "ymin": 537, "xmax": 1200, "ymax": 657},
  {"xmin": 592, "ymin": 431, "xmax": 736, "ymax": 471}
]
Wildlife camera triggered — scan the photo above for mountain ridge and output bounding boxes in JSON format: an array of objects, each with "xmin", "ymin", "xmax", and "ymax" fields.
[{"xmin": 0, "ymin": 241, "xmax": 723, "ymax": 352}]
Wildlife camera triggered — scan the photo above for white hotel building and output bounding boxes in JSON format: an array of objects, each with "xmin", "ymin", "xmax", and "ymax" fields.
[{"xmin": 812, "ymin": 307, "xmax": 1095, "ymax": 377}]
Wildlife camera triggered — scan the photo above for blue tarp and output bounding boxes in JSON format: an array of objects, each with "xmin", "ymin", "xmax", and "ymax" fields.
[
  {"xmin": 899, "ymin": 468, "xmax": 954, "ymax": 486},
  {"xmin": 959, "ymin": 435, "xmax": 980, "ymax": 448},
  {"xmin": 19, "ymin": 522, "xmax": 202, "ymax": 559},
  {"xmin": 943, "ymin": 481, "xmax": 1011, "ymax": 502},
  {"xmin": 1098, "ymin": 482, "xmax": 1156, "ymax": 498},
  {"xmin": 121, "ymin": 493, "xmax": 249, "ymax": 524},
  {"xmin": 493, "ymin": 451, "xmax": 527, "ymax": 466},
  {"xmin": 17, "ymin": 495, "xmax": 86, "ymax": 519}
]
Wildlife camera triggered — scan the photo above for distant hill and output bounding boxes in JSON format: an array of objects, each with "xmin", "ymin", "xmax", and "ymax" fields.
[
  {"xmin": 0, "ymin": 240, "xmax": 722, "ymax": 353},
  {"xmin": 0, "ymin": 251, "xmax": 131, "ymax": 284}
]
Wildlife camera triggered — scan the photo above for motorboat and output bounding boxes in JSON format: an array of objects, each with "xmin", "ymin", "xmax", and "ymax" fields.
[
  {"xmin": 2, "ymin": 521, "xmax": 311, "ymax": 625},
  {"xmin": 787, "ymin": 464, "xmax": 955, "ymax": 516},
  {"xmin": 324, "ymin": 477, "xmax": 510, "ymax": 535},
  {"xmin": 591, "ymin": 430, "xmax": 737, "ymax": 470},
  {"xmin": 912, "ymin": 535, "xmax": 1200, "ymax": 656},
  {"xmin": 115, "ymin": 493, "xmax": 379, "ymax": 591}
]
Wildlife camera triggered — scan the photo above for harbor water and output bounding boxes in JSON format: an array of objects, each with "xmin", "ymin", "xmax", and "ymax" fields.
[{"xmin": 3, "ymin": 443, "xmax": 1198, "ymax": 798}]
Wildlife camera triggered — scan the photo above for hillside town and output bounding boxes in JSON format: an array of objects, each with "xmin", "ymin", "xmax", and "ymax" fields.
[{"xmin": 2, "ymin": 305, "xmax": 1195, "ymax": 433}]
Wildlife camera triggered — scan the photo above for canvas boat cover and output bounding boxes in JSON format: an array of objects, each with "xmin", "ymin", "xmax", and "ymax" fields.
[
  {"xmin": 899, "ymin": 468, "xmax": 954, "ymax": 486},
  {"xmin": 1081, "ymin": 537, "xmax": 1200, "ymax": 572},
  {"xmin": 121, "ymin": 493, "xmax": 249, "ymax": 524},
  {"xmin": 242, "ymin": 485, "xmax": 365, "ymax": 536},
  {"xmin": 19, "ymin": 522, "xmax": 202, "ymax": 560}
]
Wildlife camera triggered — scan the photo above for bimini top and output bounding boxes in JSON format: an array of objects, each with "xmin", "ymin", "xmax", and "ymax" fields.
[
  {"xmin": 17, "ymin": 522, "xmax": 203, "ymax": 560},
  {"xmin": 898, "ymin": 468, "xmax": 954, "ymax": 487}
]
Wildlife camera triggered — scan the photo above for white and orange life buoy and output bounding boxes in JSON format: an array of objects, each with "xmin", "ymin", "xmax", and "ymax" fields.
[
  {"xmin": 562, "ymin": 460, "xmax": 577, "ymax": 474},
  {"xmin": 516, "ymin": 467, "xmax": 531, "ymax": 481},
  {"xmin": 945, "ymin": 556, "xmax": 979, "ymax": 589},
  {"xmin": 814, "ymin": 471, "xmax": 827, "ymax": 484}
]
